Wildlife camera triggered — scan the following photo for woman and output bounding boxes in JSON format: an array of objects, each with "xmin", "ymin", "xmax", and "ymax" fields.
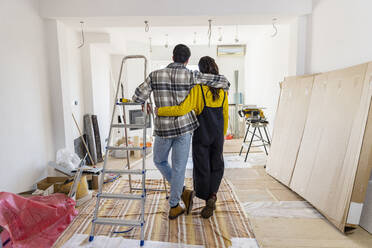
[{"xmin": 156, "ymin": 56, "xmax": 228, "ymax": 218}]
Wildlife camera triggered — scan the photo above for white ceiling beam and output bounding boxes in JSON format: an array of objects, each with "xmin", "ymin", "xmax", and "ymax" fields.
[{"xmin": 39, "ymin": 0, "xmax": 312, "ymax": 18}]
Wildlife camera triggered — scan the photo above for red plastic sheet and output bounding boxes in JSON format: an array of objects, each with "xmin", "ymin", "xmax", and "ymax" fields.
[
  {"xmin": 0, "ymin": 192, "xmax": 78, "ymax": 248},
  {"xmin": 1, "ymin": 228, "xmax": 12, "ymax": 248}
]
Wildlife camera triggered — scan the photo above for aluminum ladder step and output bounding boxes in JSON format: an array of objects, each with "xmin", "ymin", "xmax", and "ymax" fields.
[
  {"xmin": 98, "ymin": 193, "xmax": 143, "ymax": 200},
  {"xmin": 105, "ymin": 169, "xmax": 144, "ymax": 175},
  {"xmin": 116, "ymin": 102, "xmax": 143, "ymax": 106},
  {"xmin": 111, "ymin": 124, "xmax": 146, "ymax": 129},
  {"xmin": 93, "ymin": 218, "xmax": 142, "ymax": 227},
  {"xmin": 107, "ymin": 146, "xmax": 144, "ymax": 151}
]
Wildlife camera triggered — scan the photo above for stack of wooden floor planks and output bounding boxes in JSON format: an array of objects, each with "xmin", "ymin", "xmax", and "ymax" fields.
[{"xmin": 266, "ymin": 62, "xmax": 372, "ymax": 232}]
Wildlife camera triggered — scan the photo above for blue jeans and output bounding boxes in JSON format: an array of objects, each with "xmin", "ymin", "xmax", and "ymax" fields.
[{"xmin": 153, "ymin": 132, "xmax": 192, "ymax": 207}]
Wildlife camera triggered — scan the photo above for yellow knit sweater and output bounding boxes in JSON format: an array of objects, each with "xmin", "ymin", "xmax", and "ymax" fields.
[{"xmin": 157, "ymin": 85, "xmax": 229, "ymax": 135}]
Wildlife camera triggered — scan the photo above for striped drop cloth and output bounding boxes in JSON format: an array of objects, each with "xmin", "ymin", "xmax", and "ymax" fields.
[{"xmin": 53, "ymin": 178, "xmax": 254, "ymax": 248}]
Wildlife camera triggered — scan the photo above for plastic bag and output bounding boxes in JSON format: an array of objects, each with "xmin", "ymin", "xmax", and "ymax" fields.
[
  {"xmin": 0, "ymin": 192, "xmax": 78, "ymax": 248},
  {"xmin": 1, "ymin": 228, "xmax": 12, "ymax": 247},
  {"xmin": 56, "ymin": 149, "xmax": 80, "ymax": 170}
]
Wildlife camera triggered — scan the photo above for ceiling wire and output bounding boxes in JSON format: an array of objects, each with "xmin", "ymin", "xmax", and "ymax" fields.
[
  {"xmin": 208, "ymin": 19, "xmax": 212, "ymax": 47},
  {"xmin": 271, "ymin": 18, "xmax": 278, "ymax": 37},
  {"xmin": 164, "ymin": 34, "xmax": 169, "ymax": 48},
  {"xmin": 234, "ymin": 25, "xmax": 239, "ymax": 43},
  {"xmin": 144, "ymin": 20, "xmax": 149, "ymax": 32},
  {"xmin": 193, "ymin": 32, "xmax": 197, "ymax": 44},
  {"xmin": 149, "ymin": 37, "xmax": 152, "ymax": 53},
  {"xmin": 78, "ymin": 21, "xmax": 85, "ymax": 49},
  {"xmin": 218, "ymin": 27, "xmax": 223, "ymax": 42}
]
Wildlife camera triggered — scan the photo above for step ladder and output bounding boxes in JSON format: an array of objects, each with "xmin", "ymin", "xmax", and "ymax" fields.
[
  {"xmin": 89, "ymin": 55, "xmax": 167, "ymax": 247},
  {"xmin": 239, "ymin": 119, "xmax": 271, "ymax": 162}
]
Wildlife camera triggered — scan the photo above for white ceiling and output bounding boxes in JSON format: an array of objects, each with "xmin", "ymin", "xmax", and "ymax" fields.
[
  {"xmin": 56, "ymin": 0, "xmax": 300, "ymax": 50},
  {"xmin": 105, "ymin": 25, "xmax": 278, "ymax": 46},
  {"xmin": 56, "ymin": 0, "xmax": 300, "ymax": 47},
  {"xmin": 40, "ymin": 0, "xmax": 312, "ymax": 18}
]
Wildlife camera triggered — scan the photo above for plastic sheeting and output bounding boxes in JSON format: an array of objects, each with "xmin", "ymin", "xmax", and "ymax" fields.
[
  {"xmin": 243, "ymin": 201, "xmax": 323, "ymax": 219},
  {"xmin": 61, "ymin": 235, "xmax": 260, "ymax": 248},
  {"xmin": 1, "ymin": 228, "xmax": 12, "ymax": 247},
  {"xmin": 61, "ymin": 234, "xmax": 204, "ymax": 248},
  {"xmin": 0, "ymin": 192, "xmax": 78, "ymax": 248},
  {"xmin": 62, "ymin": 234, "xmax": 260, "ymax": 248},
  {"xmin": 187, "ymin": 153, "xmax": 267, "ymax": 169},
  {"xmin": 230, "ymin": 238, "xmax": 260, "ymax": 248}
]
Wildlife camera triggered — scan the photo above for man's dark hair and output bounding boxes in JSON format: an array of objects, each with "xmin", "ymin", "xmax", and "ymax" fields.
[{"xmin": 173, "ymin": 44, "xmax": 191, "ymax": 63}]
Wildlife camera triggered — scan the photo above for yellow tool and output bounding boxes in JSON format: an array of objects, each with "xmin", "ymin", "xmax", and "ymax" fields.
[
  {"xmin": 59, "ymin": 176, "xmax": 89, "ymax": 199},
  {"xmin": 120, "ymin": 98, "xmax": 131, "ymax": 103},
  {"xmin": 239, "ymin": 108, "xmax": 265, "ymax": 120}
]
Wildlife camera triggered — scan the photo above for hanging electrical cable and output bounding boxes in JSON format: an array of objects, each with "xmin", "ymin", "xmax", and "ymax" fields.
[
  {"xmin": 149, "ymin": 37, "xmax": 152, "ymax": 53},
  {"xmin": 144, "ymin": 20, "xmax": 149, "ymax": 32},
  {"xmin": 193, "ymin": 32, "xmax": 197, "ymax": 44},
  {"xmin": 78, "ymin": 21, "xmax": 85, "ymax": 49},
  {"xmin": 218, "ymin": 27, "xmax": 223, "ymax": 42},
  {"xmin": 234, "ymin": 25, "xmax": 239, "ymax": 43},
  {"xmin": 207, "ymin": 19, "xmax": 212, "ymax": 47},
  {"xmin": 271, "ymin": 18, "xmax": 278, "ymax": 37},
  {"xmin": 164, "ymin": 34, "xmax": 169, "ymax": 48}
]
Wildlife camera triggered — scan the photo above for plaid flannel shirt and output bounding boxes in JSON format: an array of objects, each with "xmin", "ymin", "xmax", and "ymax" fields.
[{"xmin": 132, "ymin": 62, "xmax": 230, "ymax": 138}]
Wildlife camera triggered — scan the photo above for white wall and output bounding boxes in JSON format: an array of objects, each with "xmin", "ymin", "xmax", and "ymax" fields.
[
  {"xmin": 74, "ymin": 33, "xmax": 113, "ymax": 151},
  {"xmin": 288, "ymin": 16, "xmax": 309, "ymax": 76},
  {"xmin": 56, "ymin": 22, "xmax": 85, "ymax": 151},
  {"xmin": 125, "ymin": 42, "xmax": 150, "ymax": 98},
  {"xmin": 151, "ymin": 45, "xmax": 246, "ymax": 103},
  {"xmin": 307, "ymin": 0, "xmax": 372, "ymax": 73},
  {"xmin": 150, "ymin": 39, "xmax": 292, "ymax": 132},
  {"xmin": 90, "ymin": 45, "xmax": 112, "ymax": 148},
  {"xmin": 245, "ymin": 25, "xmax": 290, "ymax": 132},
  {"xmin": 0, "ymin": 0, "xmax": 54, "ymax": 192}
]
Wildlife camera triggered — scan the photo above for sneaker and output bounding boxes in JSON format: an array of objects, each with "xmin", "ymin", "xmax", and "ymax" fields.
[
  {"xmin": 201, "ymin": 198, "xmax": 216, "ymax": 219},
  {"xmin": 168, "ymin": 204, "xmax": 185, "ymax": 220},
  {"xmin": 181, "ymin": 188, "xmax": 195, "ymax": 215}
]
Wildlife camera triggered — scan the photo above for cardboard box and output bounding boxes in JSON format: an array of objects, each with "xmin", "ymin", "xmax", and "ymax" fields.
[
  {"xmin": 92, "ymin": 174, "xmax": 101, "ymax": 190},
  {"xmin": 36, "ymin": 176, "xmax": 69, "ymax": 192}
]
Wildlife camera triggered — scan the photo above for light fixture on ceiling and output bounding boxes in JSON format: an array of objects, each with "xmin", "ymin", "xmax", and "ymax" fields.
[
  {"xmin": 164, "ymin": 34, "xmax": 169, "ymax": 48},
  {"xmin": 144, "ymin": 20, "xmax": 149, "ymax": 32},
  {"xmin": 234, "ymin": 25, "xmax": 239, "ymax": 43},
  {"xmin": 208, "ymin": 19, "xmax": 212, "ymax": 47},
  {"xmin": 218, "ymin": 27, "xmax": 223, "ymax": 42},
  {"xmin": 78, "ymin": 21, "xmax": 85, "ymax": 48},
  {"xmin": 149, "ymin": 37, "xmax": 152, "ymax": 53},
  {"xmin": 271, "ymin": 18, "xmax": 278, "ymax": 37},
  {"xmin": 193, "ymin": 32, "xmax": 197, "ymax": 44}
]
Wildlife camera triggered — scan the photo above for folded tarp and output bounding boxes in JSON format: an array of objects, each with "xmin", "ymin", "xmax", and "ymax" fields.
[{"xmin": 0, "ymin": 192, "xmax": 78, "ymax": 248}]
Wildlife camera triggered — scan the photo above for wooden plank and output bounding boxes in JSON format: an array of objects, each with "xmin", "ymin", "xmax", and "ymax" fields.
[
  {"xmin": 290, "ymin": 63, "xmax": 370, "ymax": 231},
  {"xmin": 341, "ymin": 63, "xmax": 372, "ymax": 228},
  {"xmin": 346, "ymin": 63, "xmax": 372, "ymax": 226},
  {"xmin": 266, "ymin": 75, "xmax": 314, "ymax": 186},
  {"xmin": 351, "ymin": 99, "xmax": 372, "ymax": 203}
]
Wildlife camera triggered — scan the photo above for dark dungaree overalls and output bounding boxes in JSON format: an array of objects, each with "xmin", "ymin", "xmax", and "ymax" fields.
[{"xmin": 192, "ymin": 85, "xmax": 226, "ymax": 201}]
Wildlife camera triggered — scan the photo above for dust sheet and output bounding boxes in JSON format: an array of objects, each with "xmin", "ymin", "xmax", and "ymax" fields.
[
  {"xmin": 53, "ymin": 178, "xmax": 254, "ymax": 248},
  {"xmin": 61, "ymin": 234, "xmax": 204, "ymax": 248},
  {"xmin": 186, "ymin": 153, "xmax": 267, "ymax": 169},
  {"xmin": 243, "ymin": 201, "xmax": 323, "ymax": 219}
]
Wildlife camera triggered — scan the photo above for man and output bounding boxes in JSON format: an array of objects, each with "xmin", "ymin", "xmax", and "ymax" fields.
[{"xmin": 132, "ymin": 44, "xmax": 230, "ymax": 219}]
